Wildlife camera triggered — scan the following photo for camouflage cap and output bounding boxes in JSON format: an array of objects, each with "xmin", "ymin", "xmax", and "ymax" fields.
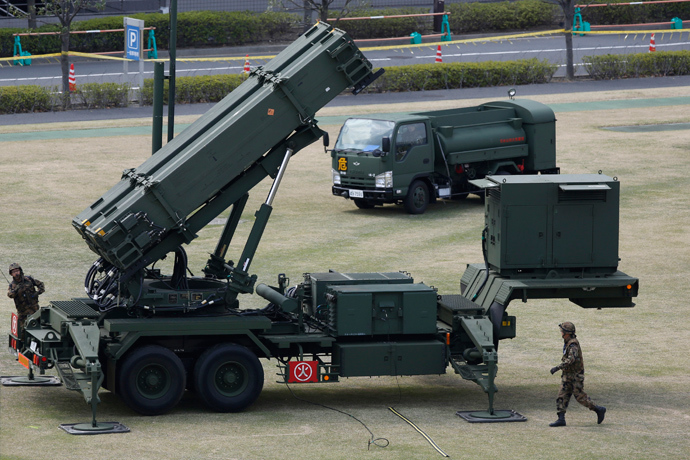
[
  {"xmin": 9, "ymin": 263, "xmax": 21, "ymax": 275},
  {"xmin": 559, "ymin": 322, "xmax": 576, "ymax": 334}
]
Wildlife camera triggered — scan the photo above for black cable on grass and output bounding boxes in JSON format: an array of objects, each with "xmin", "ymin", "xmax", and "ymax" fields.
[{"xmin": 285, "ymin": 383, "xmax": 389, "ymax": 450}]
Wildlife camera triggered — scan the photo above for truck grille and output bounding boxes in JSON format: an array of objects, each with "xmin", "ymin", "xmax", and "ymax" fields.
[{"xmin": 340, "ymin": 174, "xmax": 374, "ymax": 187}]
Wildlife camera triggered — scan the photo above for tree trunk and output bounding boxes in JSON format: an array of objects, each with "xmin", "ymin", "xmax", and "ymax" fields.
[
  {"xmin": 60, "ymin": 27, "xmax": 71, "ymax": 108},
  {"xmin": 27, "ymin": 0, "xmax": 37, "ymax": 29},
  {"xmin": 563, "ymin": 1, "xmax": 575, "ymax": 80},
  {"xmin": 319, "ymin": 1, "xmax": 329, "ymax": 23},
  {"xmin": 300, "ymin": 0, "xmax": 309, "ymax": 32},
  {"xmin": 565, "ymin": 32, "xmax": 574, "ymax": 80}
]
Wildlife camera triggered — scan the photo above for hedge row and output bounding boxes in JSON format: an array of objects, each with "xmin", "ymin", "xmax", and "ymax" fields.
[
  {"xmin": 446, "ymin": 0, "xmax": 558, "ymax": 34},
  {"xmin": 331, "ymin": 1, "xmax": 558, "ymax": 40},
  {"xmin": 584, "ymin": 50, "xmax": 690, "ymax": 79},
  {"xmin": 0, "ymin": 11, "xmax": 298, "ymax": 57},
  {"xmin": 362, "ymin": 59, "xmax": 557, "ymax": 92},
  {"xmin": 3, "ymin": 2, "xmax": 690, "ymax": 58},
  {"xmin": 578, "ymin": 1, "xmax": 690, "ymax": 25},
  {"xmin": 0, "ymin": 82, "xmax": 131, "ymax": 114},
  {"xmin": 0, "ymin": 85, "xmax": 54, "ymax": 113},
  {"xmin": 0, "ymin": 59, "xmax": 556, "ymax": 113},
  {"xmin": 5, "ymin": 49, "xmax": 690, "ymax": 112},
  {"xmin": 333, "ymin": 7, "xmax": 431, "ymax": 39},
  {"xmin": 140, "ymin": 74, "xmax": 246, "ymax": 105}
]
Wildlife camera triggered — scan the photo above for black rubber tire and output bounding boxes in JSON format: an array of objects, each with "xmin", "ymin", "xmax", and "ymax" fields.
[
  {"xmin": 354, "ymin": 199, "xmax": 374, "ymax": 209},
  {"xmin": 403, "ymin": 180, "xmax": 429, "ymax": 214},
  {"xmin": 194, "ymin": 343, "xmax": 264, "ymax": 413},
  {"xmin": 116, "ymin": 345, "xmax": 186, "ymax": 416}
]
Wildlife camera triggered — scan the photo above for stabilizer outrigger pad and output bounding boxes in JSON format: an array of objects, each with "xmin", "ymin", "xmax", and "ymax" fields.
[
  {"xmin": 456, "ymin": 409, "xmax": 527, "ymax": 423},
  {"xmin": 59, "ymin": 422, "xmax": 130, "ymax": 435},
  {"xmin": 1, "ymin": 375, "xmax": 62, "ymax": 386}
]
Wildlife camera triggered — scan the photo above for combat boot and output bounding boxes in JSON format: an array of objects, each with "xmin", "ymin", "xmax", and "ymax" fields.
[
  {"xmin": 549, "ymin": 413, "xmax": 566, "ymax": 427},
  {"xmin": 594, "ymin": 405, "xmax": 606, "ymax": 424}
]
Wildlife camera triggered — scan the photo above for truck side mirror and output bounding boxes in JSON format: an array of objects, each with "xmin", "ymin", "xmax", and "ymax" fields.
[
  {"xmin": 322, "ymin": 131, "xmax": 329, "ymax": 153},
  {"xmin": 382, "ymin": 137, "xmax": 390, "ymax": 153}
]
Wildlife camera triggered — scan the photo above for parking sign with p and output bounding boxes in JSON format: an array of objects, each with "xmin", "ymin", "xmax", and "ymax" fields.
[{"xmin": 124, "ymin": 17, "xmax": 144, "ymax": 61}]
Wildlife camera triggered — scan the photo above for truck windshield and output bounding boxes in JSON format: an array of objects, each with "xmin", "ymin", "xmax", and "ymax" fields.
[{"xmin": 335, "ymin": 118, "xmax": 395, "ymax": 152}]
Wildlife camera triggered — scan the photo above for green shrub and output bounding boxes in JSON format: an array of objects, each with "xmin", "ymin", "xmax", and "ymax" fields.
[
  {"xmin": 0, "ymin": 85, "xmax": 55, "ymax": 114},
  {"xmin": 363, "ymin": 59, "xmax": 557, "ymax": 93},
  {"xmin": 578, "ymin": 1, "xmax": 690, "ymax": 25},
  {"xmin": 0, "ymin": 11, "xmax": 299, "ymax": 57},
  {"xmin": 333, "ymin": 8, "xmax": 431, "ymax": 39},
  {"xmin": 74, "ymin": 82, "xmax": 130, "ymax": 109},
  {"xmin": 140, "ymin": 74, "xmax": 246, "ymax": 105},
  {"xmin": 447, "ymin": 0, "xmax": 558, "ymax": 34},
  {"xmin": 584, "ymin": 50, "xmax": 690, "ymax": 79}
]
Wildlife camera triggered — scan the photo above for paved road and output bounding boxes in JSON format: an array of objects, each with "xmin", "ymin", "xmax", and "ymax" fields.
[
  {"xmin": 2, "ymin": 32, "xmax": 688, "ymax": 88},
  {"xmin": 1, "ymin": 74, "xmax": 689, "ymax": 127}
]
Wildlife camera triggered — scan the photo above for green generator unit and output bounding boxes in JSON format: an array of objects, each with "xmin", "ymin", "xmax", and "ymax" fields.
[
  {"xmin": 324, "ymin": 283, "xmax": 438, "ymax": 336},
  {"xmin": 302, "ymin": 271, "xmax": 414, "ymax": 316},
  {"xmin": 477, "ymin": 173, "xmax": 620, "ymax": 277}
]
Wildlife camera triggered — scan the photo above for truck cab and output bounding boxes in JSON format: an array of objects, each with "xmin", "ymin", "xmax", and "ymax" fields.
[{"xmin": 331, "ymin": 114, "xmax": 435, "ymax": 213}]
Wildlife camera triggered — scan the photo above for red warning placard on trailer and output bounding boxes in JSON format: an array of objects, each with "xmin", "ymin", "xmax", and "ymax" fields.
[
  {"xmin": 10, "ymin": 313, "xmax": 18, "ymax": 337},
  {"xmin": 288, "ymin": 361, "xmax": 318, "ymax": 383}
]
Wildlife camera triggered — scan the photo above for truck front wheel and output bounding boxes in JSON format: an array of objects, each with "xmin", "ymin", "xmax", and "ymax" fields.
[
  {"xmin": 354, "ymin": 199, "xmax": 374, "ymax": 209},
  {"xmin": 194, "ymin": 343, "xmax": 264, "ymax": 412},
  {"xmin": 116, "ymin": 345, "xmax": 186, "ymax": 416},
  {"xmin": 404, "ymin": 180, "xmax": 429, "ymax": 214}
]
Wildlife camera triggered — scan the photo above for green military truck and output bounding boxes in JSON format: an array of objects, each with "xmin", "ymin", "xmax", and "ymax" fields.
[
  {"xmin": 6, "ymin": 24, "xmax": 637, "ymax": 433},
  {"xmin": 331, "ymin": 99, "xmax": 560, "ymax": 214}
]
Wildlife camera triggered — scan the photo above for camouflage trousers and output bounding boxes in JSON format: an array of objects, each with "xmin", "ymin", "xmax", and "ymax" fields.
[
  {"xmin": 556, "ymin": 372, "xmax": 597, "ymax": 413},
  {"xmin": 16, "ymin": 304, "xmax": 38, "ymax": 336}
]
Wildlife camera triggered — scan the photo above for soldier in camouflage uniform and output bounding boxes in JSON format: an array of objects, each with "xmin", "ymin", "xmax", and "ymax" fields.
[
  {"xmin": 548, "ymin": 322, "xmax": 606, "ymax": 427},
  {"xmin": 7, "ymin": 263, "xmax": 44, "ymax": 334}
]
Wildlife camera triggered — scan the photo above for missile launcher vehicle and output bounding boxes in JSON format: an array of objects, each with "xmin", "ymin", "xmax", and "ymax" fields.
[{"xmin": 6, "ymin": 23, "xmax": 638, "ymax": 432}]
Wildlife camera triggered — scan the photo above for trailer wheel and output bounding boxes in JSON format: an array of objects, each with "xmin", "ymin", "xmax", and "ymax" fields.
[
  {"xmin": 194, "ymin": 343, "xmax": 264, "ymax": 412},
  {"xmin": 404, "ymin": 180, "xmax": 429, "ymax": 214},
  {"xmin": 117, "ymin": 345, "xmax": 186, "ymax": 416}
]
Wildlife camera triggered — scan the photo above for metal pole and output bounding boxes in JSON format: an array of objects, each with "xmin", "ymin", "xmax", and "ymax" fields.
[
  {"xmin": 167, "ymin": 0, "xmax": 177, "ymax": 142},
  {"xmin": 152, "ymin": 61, "xmax": 164, "ymax": 154},
  {"xmin": 265, "ymin": 148, "xmax": 293, "ymax": 206}
]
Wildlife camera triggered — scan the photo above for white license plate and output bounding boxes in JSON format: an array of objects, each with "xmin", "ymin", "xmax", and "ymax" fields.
[{"xmin": 349, "ymin": 189, "xmax": 364, "ymax": 198}]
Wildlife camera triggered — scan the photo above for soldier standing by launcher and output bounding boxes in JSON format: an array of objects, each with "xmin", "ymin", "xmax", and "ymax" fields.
[
  {"xmin": 549, "ymin": 322, "xmax": 607, "ymax": 427},
  {"xmin": 7, "ymin": 263, "xmax": 44, "ymax": 334}
]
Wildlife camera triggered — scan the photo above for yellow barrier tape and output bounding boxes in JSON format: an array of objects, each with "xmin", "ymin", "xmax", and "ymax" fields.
[
  {"xmin": 360, "ymin": 29, "xmax": 567, "ymax": 52},
  {"xmin": 575, "ymin": 29, "xmax": 690, "ymax": 35},
  {"xmin": 69, "ymin": 51, "xmax": 131, "ymax": 61},
  {"xmin": 0, "ymin": 52, "xmax": 61, "ymax": 63},
  {"xmin": 1, "ymin": 28, "xmax": 686, "ymax": 67}
]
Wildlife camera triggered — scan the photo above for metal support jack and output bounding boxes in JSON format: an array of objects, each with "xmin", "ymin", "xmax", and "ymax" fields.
[
  {"xmin": 452, "ymin": 317, "xmax": 526, "ymax": 423},
  {"xmin": 57, "ymin": 324, "xmax": 129, "ymax": 435}
]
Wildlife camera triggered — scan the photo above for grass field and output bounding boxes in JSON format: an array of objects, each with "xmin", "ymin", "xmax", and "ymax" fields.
[{"xmin": 1, "ymin": 85, "xmax": 689, "ymax": 460}]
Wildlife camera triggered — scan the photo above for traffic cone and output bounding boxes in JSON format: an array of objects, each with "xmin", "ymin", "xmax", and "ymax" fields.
[
  {"xmin": 649, "ymin": 33, "xmax": 656, "ymax": 52},
  {"xmin": 435, "ymin": 45, "xmax": 442, "ymax": 63},
  {"xmin": 243, "ymin": 54, "xmax": 250, "ymax": 74},
  {"xmin": 68, "ymin": 63, "xmax": 76, "ymax": 92}
]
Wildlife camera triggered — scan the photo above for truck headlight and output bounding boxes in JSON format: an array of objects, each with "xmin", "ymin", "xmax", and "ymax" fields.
[
  {"xmin": 332, "ymin": 169, "xmax": 341, "ymax": 185},
  {"xmin": 375, "ymin": 171, "xmax": 393, "ymax": 188}
]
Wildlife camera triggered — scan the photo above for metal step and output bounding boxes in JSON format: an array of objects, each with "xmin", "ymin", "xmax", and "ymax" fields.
[{"xmin": 56, "ymin": 362, "xmax": 80, "ymax": 391}]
